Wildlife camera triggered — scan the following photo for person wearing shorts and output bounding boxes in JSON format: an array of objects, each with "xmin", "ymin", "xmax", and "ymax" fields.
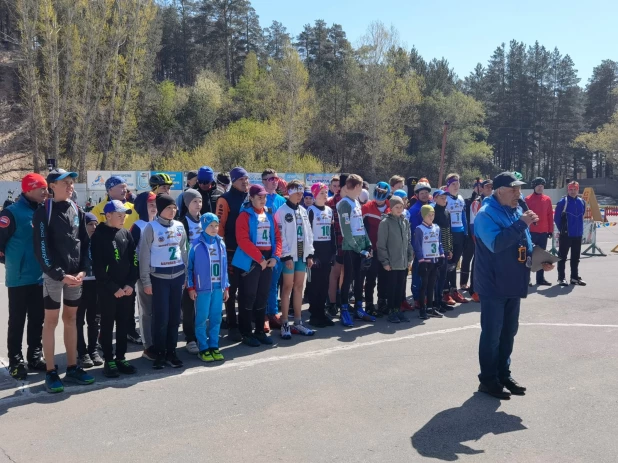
[
  {"xmin": 33, "ymin": 169, "xmax": 95, "ymax": 393},
  {"xmin": 275, "ymin": 180, "xmax": 315, "ymax": 339}
]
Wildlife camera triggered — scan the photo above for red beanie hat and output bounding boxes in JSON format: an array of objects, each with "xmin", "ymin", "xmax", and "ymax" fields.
[{"xmin": 21, "ymin": 173, "xmax": 47, "ymax": 193}]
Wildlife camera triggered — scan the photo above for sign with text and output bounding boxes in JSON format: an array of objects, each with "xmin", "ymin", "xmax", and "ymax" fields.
[
  {"xmin": 305, "ymin": 173, "xmax": 336, "ymax": 185},
  {"xmin": 87, "ymin": 171, "xmax": 137, "ymax": 191}
]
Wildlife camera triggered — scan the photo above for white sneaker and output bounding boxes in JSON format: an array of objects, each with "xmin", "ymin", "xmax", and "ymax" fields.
[
  {"xmin": 293, "ymin": 322, "xmax": 315, "ymax": 336},
  {"xmin": 280, "ymin": 323, "xmax": 291, "ymax": 340},
  {"xmin": 185, "ymin": 341, "xmax": 199, "ymax": 354}
]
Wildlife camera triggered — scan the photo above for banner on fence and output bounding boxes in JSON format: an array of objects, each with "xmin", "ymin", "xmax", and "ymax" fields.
[
  {"xmin": 87, "ymin": 171, "xmax": 137, "ymax": 191},
  {"xmin": 305, "ymin": 173, "xmax": 336, "ymax": 185}
]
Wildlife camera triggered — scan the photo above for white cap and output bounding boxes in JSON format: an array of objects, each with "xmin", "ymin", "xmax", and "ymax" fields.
[{"xmin": 359, "ymin": 189, "xmax": 369, "ymax": 203}]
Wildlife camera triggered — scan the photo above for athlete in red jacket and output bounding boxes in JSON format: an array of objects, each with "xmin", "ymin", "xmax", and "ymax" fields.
[{"xmin": 525, "ymin": 177, "xmax": 554, "ymax": 286}]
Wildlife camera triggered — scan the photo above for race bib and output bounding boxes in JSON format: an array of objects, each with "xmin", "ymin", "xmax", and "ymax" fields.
[
  {"xmin": 296, "ymin": 213, "xmax": 304, "ymax": 242},
  {"xmin": 256, "ymin": 213, "xmax": 270, "ymax": 247},
  {"xmin": 209, "ymin": 244, "xmax": 221, "ymax": 284}
]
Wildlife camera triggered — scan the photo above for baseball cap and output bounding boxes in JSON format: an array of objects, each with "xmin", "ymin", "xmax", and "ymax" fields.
[
  {"xmin": 249, "ymin": 184, "xmax": 267, "ymax": 196},
  {"xmin": 493, "ymin": 172, "xmax": 526, "ymax": 189},
  {"xmin": 47, "ymin": 168, "xmax": 77, "ymax": 183},
  {"xmin": 103, "ymin": 200, "xmax": 132, "ymax": 215},
  {"xmin": 21, "ymin": 173, "xmax": 47, "ymax": 193},
  {"xmin": 433, "ymin": 189, "xmax": 447, "ymax": 197},
  {"xmin": 481, "ymin": 179, "xmax": 493, "ymax": 187},
  {"xmin": 105, "ymin": 175, "xmax": 126, "ymax": 191}
]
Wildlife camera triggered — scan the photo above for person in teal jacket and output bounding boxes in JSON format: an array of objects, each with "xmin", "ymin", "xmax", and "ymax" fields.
[{"xmin": 0, "ymin": 173, "xmax": 49, "ymax": 380}]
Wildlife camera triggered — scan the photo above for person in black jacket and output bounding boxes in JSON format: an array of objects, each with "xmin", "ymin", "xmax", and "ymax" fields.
[
  {"xmin": 33, "ymin": 168, "xmax": 94, "ymax": 393},
  {"xmin": 197, "ymin": 166, "xmax": 222, "ymax": 215},
  {"xmin": 91, "ymin": 200, "xmax": 139, "ymax": 378}
]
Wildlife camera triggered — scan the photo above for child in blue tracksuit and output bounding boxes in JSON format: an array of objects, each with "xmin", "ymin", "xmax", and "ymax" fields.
[{"xmin": 187, "ymin": 213, "xmax": 229, "ymax": 362}]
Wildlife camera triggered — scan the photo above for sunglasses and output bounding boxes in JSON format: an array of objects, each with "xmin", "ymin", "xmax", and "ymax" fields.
[{"xmin": 262, "ymin": 176, "xmax": 278, "ymax": 183}]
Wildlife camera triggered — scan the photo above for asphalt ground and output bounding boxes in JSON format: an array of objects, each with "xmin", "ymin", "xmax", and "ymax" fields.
[{"xmin": 0, "ymin": 227, "xmax": 617, "ymax": 462}]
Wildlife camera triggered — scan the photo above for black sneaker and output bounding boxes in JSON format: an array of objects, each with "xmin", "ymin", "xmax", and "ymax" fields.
[
  {"xmin": 558, "ymin": 279, "xmax": 569, "ymax": 287},
  {"xmin": 437, "ymin": 306, "xmax": 447, "ymax": 314},
  {"xmin": 428, "ymin": 308, "xmax": 444, "ymax": 318},
  {"xmin": 153, "ymin": 355, "xmax": 166, "ymax": 370},
  {"xmin": 537, "ymin": 279, "xmax": 552, "ymax": 286},
  {"xmin": 500, "ymin": 377, "xmax": 526, "ymax": 395},
  {"xmin": 326, "ymin": 303, "xmax": 338, "ymax": 317},
  {"xmin": 165, "ymin": 352, "xmax": 184, "ymax": 368},
  {"xmin": 103, "ymin": 360, "xmax": 120, "ymax": 378},
  {"xmin": 253, "ymin": 331, "xmax": 274, "ymax": 345},
  {"xmin": 418, "ymin": 308, "xmax": 429, "ymax": 320},
  {"xmin": 308, "ymin": 315, "xmax": 332, "ymax": 328},
  {"xmin": 387, "ymin": 310, "xmax": 401, "ymax": 324},
  {"xmin": 241, "ymin": 335, "xmax": 261, "ymax": 347},
  {"xmin": 9, "ymin": 363, "xmax": 27, "ymax": 381},
  {"xmin": 116, "ymin": 359, "xmax": 137, "ymax": 375},
  {"xmin": 27, "ymin": 355, "xmax": 47, "ymax": 372},
  {"xmin": 440, "ymin": 302, "xmax": 454, "ymax": 312},
  {"xmin": 227, "ymin": 327, "xmax": 243, "ymax": 343},
  {"xmin": 478, "ymin": 382, "xmax": 511, "ymax": 399},
  {"xmin": 127, "ymin": 331, "xmax": 143, "ymax": 345},
  {"xmin": 378, "ymin": 298, "xmax": 389, "ymax": 316},
  {"xmin": 79, "ymin": 353, "xmax": 94, "ymax": 369},
  {"xmin": 89, "ymin": 351, "xmax": 104, "ymax": 366},
  {"xmin": 396, "ymin": 311, "xmax": 410, "ymax": 323},
  {"xmin": 570, "ymin": 277, "xmax": 587, "ymax": 286}
]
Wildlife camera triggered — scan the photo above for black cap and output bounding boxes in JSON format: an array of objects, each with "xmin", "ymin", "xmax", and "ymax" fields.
[
  {"xmin": 481, "ymin": 179, "xmax": 493, "ymax": 187},
  {"xmin": 493, "ymin": 172, "xmax": 526, "ymax": 189},
  {"xmin": 531, "ymin": 177, "xmax": 546, "ymax": 187},
  {"xmin": 187, "ymin": 170, "xmax": 198, "ymax": 181}
]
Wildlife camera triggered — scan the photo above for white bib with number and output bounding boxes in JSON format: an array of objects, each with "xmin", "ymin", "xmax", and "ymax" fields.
[
  {"xmin": 186, "ymin": 218, "xmax": 202, "ymax": 243},
  {"xmin": 296, "ymin": 211, "xmax": 304, "ymax": 242},
  {"xmin": 341, "ymin": 198, "xmax": 365, "ymax": 237},
  {"xmin": 447, "ymin": 195, "xmax": 465, "ymax": 229},
  {"xmin": 308, "ymin": 205, "xmax": 332, "ymax": 242},
  {"xmin": 209, "ymin": 244, "xmax": 221, "ymax": 284},
  {"xmin": 149, "ymin": 220, "xmax": 184, "ymax": 268},
  {"xmin": 256, "ymin": 212, "xmax": 271, "ymax": 247},
  {"xmin": 420, "ymin": 224, "xmax": 441, "ymax": 258}
]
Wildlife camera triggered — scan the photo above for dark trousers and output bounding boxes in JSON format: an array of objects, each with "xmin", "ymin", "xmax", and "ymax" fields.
[
  {"xmin": 478, "ymin": 296, "xmax": 520, "ymax": 385},
  {"xmin": 418, "ymin": 262, "xmax": 438, "ymax": 308},
  {"xmin": 387, "ymin": 270, "xmax": 407, "ymax": 310},
  {"xmin": 224, "ymin": 249, "xmax": 239, "ymax": 329},
  {"xmin": 530, "ymin": 233, "xmax": 549, "ymax": 283},
  {"xmin": 7, "ymin": 283, "xmax": 44, "ymax": 365},
  {"xmin": 460, "ymin": 236, "xmax": 475, "ymax": 287},
  {"xmin": 364, "ymin": 256, "xmax": 387, "ymax": 306},
  {"xmin": 341, "ymin": 251, "xmax": 363, "ymax": 307},
  {"xmin": 99, "ymin": 287, "xmax": 132, "ymax": 361},
  {"xmin": 308, "ymin": 261, "xmax": 331, "ymax": 317},
  {"xmin": 411, "ymin": 258, "xmax": 421, "ymax": 301},
  {"xmin": 447, "ymin": 232, "xmax": 466, "ymax": 290},
  {"xmin": 181, "ymin": 288, "xmax": 196, "ymax": 342},
  {"xmin": 434, "ymin": 258, "xmax": 449, "ymax": 302},
  {"xmin": 127, "ymin": 295, "xmax": 138, "ymax": 336},
  {"xmin": 558, "ymin": 235, "xmax": 582, "ymax": 281},
  {"xmin": 77, "ymin": 280, "xmax": 99, "ymax": 356},
  {"xmin": 151, "ymin": 274, "xmax": 184, "ymax": 355},
  {"xmin": 238, "ymin": 253, "xmax": 273, "ymax": 336}
]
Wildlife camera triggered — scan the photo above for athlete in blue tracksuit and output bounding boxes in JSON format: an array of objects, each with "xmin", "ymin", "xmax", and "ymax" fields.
[
  {"xmin": 408, "ymin": 182, "xmax": 432, "ymax": 304},
  {"xmin": 187, "ymin": 213, "xmax": 229, "ymax": 362},
  {"xmin": 554, "ymin": 182, "xmax": 586, "ymax": 286}
]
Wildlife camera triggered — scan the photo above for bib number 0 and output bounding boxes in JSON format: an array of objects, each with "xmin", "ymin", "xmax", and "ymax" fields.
[{"xmin": 212, "ymin": 263, "xmax": 220, "ymax": 277}]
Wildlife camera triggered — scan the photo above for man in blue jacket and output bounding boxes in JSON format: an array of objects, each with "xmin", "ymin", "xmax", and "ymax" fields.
[
  {"xmin": 474, "ymin": 172, "xmax": 554, "ymax": 399},
  {"xmin": 554, "ymin": 181, "xmax": 586, "ymax": 287},
  {"xmin": 0, "ymin": 173, "xmax": 49, "ymax": 380}
]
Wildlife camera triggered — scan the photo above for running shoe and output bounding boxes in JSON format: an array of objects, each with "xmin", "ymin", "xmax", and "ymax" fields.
[
  {"xmin": 210, "ymin": 348, "xmax": 225, "ymax": 361},
  {"xmin": 309, "ymin": 315, "xmax": 335, "ymax": 327},
  {"xmin": 79, "ymin": 353, "xmax": 94, "ymax": 369},
  {"xmin": 45, "ymin": 368, "xmax": 64, "ymax": 393},
  {"xmin": 387, "ymin": 310, "xmax": 401, "ymax": 324},
  {"xmin": 185, "ymin": 341, "xmax": 199, "ymax": 355},
  {"xmin": 339, "ymin": 307, "xmax": 354, "ymax": 327},
  {"xmin": 427, "ymin": 308, "xmax": 444, "ymax": 318},
  {"xmin": 90, "ymin": 351, "xmax": 104, "ymax": 366},
  {"xmin": 326, "ymin": 303, "xmax": 338, "ymax": 318},
  {"xmin": 27, "ymin": 351, "xmax": 47, "ymax": 371},
  {"xmin": 471, "ymin": 293, "xmax": 480, "ymax": 303},
  {"xmin": 440, "ymin": 301, "xmax": 455, "ymax": 312},
  {"xmin": 418, "ymin": 308, "xmax": 429, "ymax": 320},
  {"xmin": 355, "ymin": 308, "xmax": 376, "ymax": 322},
  {"xmin": 537, "ymin": 279, "xmax": 552, "ymax": 286},
  {"xmin": 153, "ymin": 355, "xmax": 165, "ymax": 370},
  {"xmin": 365, "ymin": 303, "xmax": 382, "ymax": 318},
  {"xmin": 451, "ymin": 291, "xmax": 469, "ymax": 304},
  {"xmin": 571, "ymin": 277, "xmax": 587, "ymax": 286},
  {"xmin": 228, "ymin": 327, "xmax": 243, "ymax": 343},
  {"xmin": 127, "ymin": 331, "xmax": 143, "ymax": 345},
  {"xmin": 558, "ymin": 279, "xmax": 569, "ymax": 287},
  {"xmin": 103, "ymin": 360, "xmax": 120, "ymax": 378},
  {"xmin": 116, "ymin": 359, "xmax": 137, "ymax": 375},
  {"xmin": 293, "ymin": 322, "xmax": 315, "ymax": 336},
  {"xmin": 65, "ymin": 365, "xmax": 95, "ymax": 385},
  {"xmin": 400, "ymin": 299, "xmax": 414, "ymax": 312},
  {"xmin": 378, "ymin": 298, "xmax": 389, "ymax": 316},
  {"xmin": 165, "ymin": 352, "xmax": 184, "ymax": 368},
  {"xmin": 198, "ymin": 350, "xmax": 215, "ymax": 362},
  {"xmin": 442, "ymin": 294, "xmax": 456, "ymax": 306},
  {"xmin": 263, "ymin": 317, "xmax": 271, "ymax": 333},
  {"xmin": 396, "ymin": 311, "xmax": 410, "ymax": 323},
  {"xmin": 268, "ymin": 314, "xmax": 282, "ymax": 329},
  {"xmin": 242, "ymin": 335, "xmax": 260, "ymax": 347},
  {"xmin": 280, "ymin": 324, "xmax": 292, "ymax": 340},
  {"xmin": 9, "ymin": 363, "xmax": 27, "ymax": 381},
  {"xmin": 142, "ymin": 347, "xmax": 157, "ymax": 361},
  {"xmin": 254, "ymin": 331, "xmax": 274, "ymax": 345}
]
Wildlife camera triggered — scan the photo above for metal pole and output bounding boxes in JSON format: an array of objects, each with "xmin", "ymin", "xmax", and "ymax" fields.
[{"xmin": 438, "ymin": 121, "xmax": 449, "ymax": 187}]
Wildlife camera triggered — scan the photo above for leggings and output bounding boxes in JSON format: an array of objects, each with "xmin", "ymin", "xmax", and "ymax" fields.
[
  {"xmin": 460, "ymin": 235, "xmax": 475, "ymax": 287},
  {"xmin": 77, "ymin": 280, "xmax": 99, "ymax": 356},
  {"xmin": 418, "ymin": 262, "xmax": 438, "ymax": 309},
  {"xmin": 341, "ymin": 251, "xmax": 363, "ymax": 307},
  {"xmin": 238, "ymin": 251, "xmax": 273, "ymax": 336}
]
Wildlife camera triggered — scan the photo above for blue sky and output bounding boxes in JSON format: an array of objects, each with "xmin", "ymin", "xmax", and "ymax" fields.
[{"xmin": 251, "ymin": 0, "xmax": 616, "ymax": 85}]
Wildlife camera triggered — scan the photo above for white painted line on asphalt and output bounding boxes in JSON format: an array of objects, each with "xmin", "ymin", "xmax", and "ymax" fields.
[{"xmin": 1, "ymin": 322, "xmax": 617, "ymax": 406}]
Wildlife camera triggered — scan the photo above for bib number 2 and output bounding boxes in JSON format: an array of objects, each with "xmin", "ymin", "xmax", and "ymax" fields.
[{"xmin": 169, "ymin": 247, "xmax": 178, "ymax": 261}]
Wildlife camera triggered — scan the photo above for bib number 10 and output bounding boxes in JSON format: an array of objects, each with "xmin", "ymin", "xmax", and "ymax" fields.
[{"xmin": 321, "ymin": 225, "xmax": 330, "ymax": 237}]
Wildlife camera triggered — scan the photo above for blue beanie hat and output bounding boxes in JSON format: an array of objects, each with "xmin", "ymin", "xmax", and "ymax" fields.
[
  {"xmin": 200, "ymin": 212, "xmax": 219, "ymax": 231},
  {"xmin": 393, "ymin": 189, "xmax": 408, "ymax": 199},
  {"xmin": 197, "ymin": 166, "xmax": 214, "ymax": 183},
  {"xmin": 230, "ymin": 166, "xmax": 248, "ymax": 183},
  {"xmin": 105, "ymin": 175, "xmax": 126, "ymax": 191}
]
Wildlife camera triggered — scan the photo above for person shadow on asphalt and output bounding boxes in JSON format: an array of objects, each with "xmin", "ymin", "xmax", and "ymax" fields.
[{"xmin": 411, "ymin": 393, "xmax": 527, "ymax": 461}]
